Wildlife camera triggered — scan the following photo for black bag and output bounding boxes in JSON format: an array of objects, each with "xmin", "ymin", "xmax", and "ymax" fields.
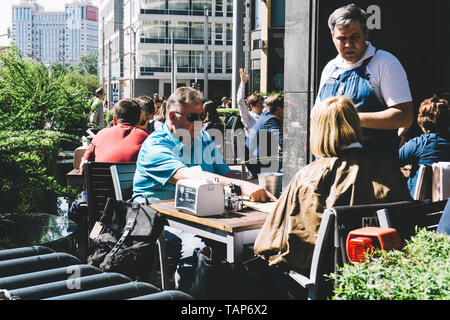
[
  {"xmin": 87, "ymin": 196, "xmax": 165, "ymax": 281},
  {"xmin": 179, "ymin": 247, "xmax": 299, "ymax": 299}
]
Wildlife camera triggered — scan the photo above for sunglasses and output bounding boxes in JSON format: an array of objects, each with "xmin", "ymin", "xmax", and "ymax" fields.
[{"xmin": 174, "ymin": 111, "xmax": 204, "ymax": 122}]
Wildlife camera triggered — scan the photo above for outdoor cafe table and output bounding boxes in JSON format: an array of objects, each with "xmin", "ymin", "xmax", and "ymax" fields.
[
  {"xmin": 0, "ymin": 212, "xmax": 77, "ymax": 252},
  {"xmin": 66, "ymin": 168, "xmax": 84, "ymax": 186},
  {"xmin": 150, "ymin": 200, "xmax": 276, "ymax": 264}
]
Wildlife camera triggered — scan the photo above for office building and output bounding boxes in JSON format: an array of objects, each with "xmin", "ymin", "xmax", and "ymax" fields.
[
  {"xmin": 249, "ymin": 0, "xmax": 285, "ymax": 93},
  {"xmin": 11, "ymin": 0, "xmax": 99, "ymax": 65},
  {"xmin": 100, "ymin": 0, "xmax": 250, "ymax": 100}
]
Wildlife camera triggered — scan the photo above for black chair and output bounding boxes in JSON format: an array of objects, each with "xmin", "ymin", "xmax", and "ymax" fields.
[
  {"xmin": 287, "ymin": 200, "xmax": 418, "ymax": 299},
  {"xmin": 84, "ymin": 162, "xmax": 135, "ymax": 233},
  {"xmin": 377, "ymin": 199, "xmax": 448, "ymax": 242}
]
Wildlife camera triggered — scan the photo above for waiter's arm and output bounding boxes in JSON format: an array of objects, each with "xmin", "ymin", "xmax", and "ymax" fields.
[{"xmin": 358, "ymin": 101, "xmax": 414, "ymax": 130}]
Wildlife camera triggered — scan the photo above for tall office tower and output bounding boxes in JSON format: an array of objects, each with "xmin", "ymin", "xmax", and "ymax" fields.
[
  {"xmin": 11, "ymin": 0, "xmax": 98, "ymax": 65},
  {"xmin": 101, "ymin": 0, "xmax": 250, "ymax": 100}
]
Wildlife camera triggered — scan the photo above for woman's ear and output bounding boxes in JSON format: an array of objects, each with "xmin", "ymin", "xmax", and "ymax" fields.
[{"xmin": 113, "ymin": 115, "xmax": 118, "ymax": 126}]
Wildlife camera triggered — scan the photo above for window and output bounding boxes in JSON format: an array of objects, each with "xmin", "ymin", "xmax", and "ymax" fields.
[
  {"xmin": 226, "ymin": 51, "xmax": 232, "ymax": 73},
  {"xmin": 215, "ymin": 23, "xmax": 223, "ymax": 45},
  {"xmin": 141, "ymin": 0, "xmax": 166, "ymax": 10},
  {"xmin": 271, "ymin": 0, "xmax": 285, "ymax": 27},
  {"xmin": 227, "ymin": 0, "xmax": 233, "ymax": 17},
  {"xmin": 192, "ymin": 22, "xmax": 204, "ymax": 43},
  {"xmin": 226, "ymin": 23, "xmax": 232, "ymax": 45},
  {"xmin": 175, "ymin": 50, "xmax": 189, "ymax": 70},
  {"xmin": 192, "ymin": 0, "xmax": 212, "ymax": 15},
  {"xmin": 214, "ymin": 51, "xmax": 222, "ymax": 73},
  {"xmin": 168, "ymin": 0, "xmax": 188, "ymax": 11},
  {"xmin": 142, "ymin": 21, "xmax": 166, "ymax": 42},
  {"xmin": 215, "ymin": 0, "xmax": 223, "ymax": 16},
  {"xmin": 169, "ymin": 21, "xmax": 189, "ymax": 43}
]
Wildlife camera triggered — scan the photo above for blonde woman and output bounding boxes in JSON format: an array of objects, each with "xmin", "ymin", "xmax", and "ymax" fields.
[{"xmin": 254, "ymin": 96, "xmax": 412, "ymax": 272}]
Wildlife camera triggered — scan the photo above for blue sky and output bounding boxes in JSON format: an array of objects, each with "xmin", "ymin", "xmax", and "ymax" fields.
[{"xmin": 0, "ymin": 0, "xmax": 100, "ymax": 46}]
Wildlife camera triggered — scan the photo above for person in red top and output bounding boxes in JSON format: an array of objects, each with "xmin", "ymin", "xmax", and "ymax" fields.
[
  {"xmin": 80, "ymin": 98, "xmax": 149, "ymax": 173},
  {"xmin": 69, "ymin": 99, "xmax": 149, "ymax": 223}
]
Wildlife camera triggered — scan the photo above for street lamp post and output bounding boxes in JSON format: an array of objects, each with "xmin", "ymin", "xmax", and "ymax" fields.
[
  {"xmin": 203, "ymin": 6, "xmax": 209, "ymax": 100},
  {"xmin": 127, "ymin": 24, "xmax": 144, "ymax": 98}
]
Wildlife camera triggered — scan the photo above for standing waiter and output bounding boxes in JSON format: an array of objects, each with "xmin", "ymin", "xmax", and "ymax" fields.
[{"xmin": 316, "ymin": 4, "xmax": 414, "ymax": 164}]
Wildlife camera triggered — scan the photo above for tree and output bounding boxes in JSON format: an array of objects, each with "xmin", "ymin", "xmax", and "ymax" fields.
[{"xmin": 69, "ymin": 52, "xmax": 98, "ymax": 75}]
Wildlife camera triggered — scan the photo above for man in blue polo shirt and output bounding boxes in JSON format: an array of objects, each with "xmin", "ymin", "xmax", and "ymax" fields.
[{"xmin": 133, "ymin": 87, "xmax": 276, "ymax": 263}]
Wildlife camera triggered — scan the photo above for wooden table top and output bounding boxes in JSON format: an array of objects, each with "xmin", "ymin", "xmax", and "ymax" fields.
[{"xmin": 151, "ymin": 200, "xmax": 274, "ymax": 233}]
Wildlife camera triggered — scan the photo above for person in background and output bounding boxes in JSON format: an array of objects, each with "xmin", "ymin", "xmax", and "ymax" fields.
[
  {"xmin": 245, "ymin": 93, "xmax": 284, "ymax": 177},
  {"xmin": 80, "ymin": 99, "xmax": 149, "ymax": 173},
  {"xmin": 218, "ymin": 96, "xmax": 229, "ymax": 109},
  {"xmin": 315, "ymin": 4, "xmax": 414, "ymax": 165},
  {"xmin": 237, "ymin": 69, "xmax": 264, "ymax": 133},
  {"xmin": 254, "ymin": 96, "xmax": 412, "ymax": 272},
  {"xmin": 136, "ymin": 95, "xmax": 156, "ymax": 134},
  {"xmin": 148, "ymin": 100, "xmax": 168, "ymax": 134},
  {"xmin": 399, "ymin": 95, "xmax": 450, "ymax": 197},
  {"xmin": 203, "ymin": 100, "xmax": 225, "ymax": 133},
  {"xmin": 89, "ymin": 88, "xmax": 107, "ymax": 129}
]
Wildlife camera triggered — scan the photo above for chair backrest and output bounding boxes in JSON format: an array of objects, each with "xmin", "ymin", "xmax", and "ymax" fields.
[
  {"xmin": 307, "ymin": 208, "xmax": 336, "ymax": 300},
  {"xmin": 110, "ymin": 163, "xmax": 137, "ymax": 201},
  {"xmin": 85, "ymin": 162, "xmax": 135, "ymax": 231},
  {"xmin": 377, "ymin": 199, "xmax": 448, "ymax": 241},
  {"xmin": 432, "ymin": 162, "xmax": 450, "ymax": 201},
  {"xmin": 413, "ymin": 164, "xmax": 432, "ymax": 200},
  {"xmin": 333, "ymin": 200, "xmax": 418, "ymax": 266}
]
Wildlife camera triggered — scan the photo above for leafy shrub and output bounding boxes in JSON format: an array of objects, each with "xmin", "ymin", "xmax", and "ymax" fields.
[
  {"xmin": 0, "ymin": 46, "xmax": 94, "ymax": 131},
  {"xmin": 217, "ymin": 108, "xmax": 240, "ymax": 118},
  {"xmin": 0, "ymin": 130, "xmax": 81, "ymax": 214},
  {"xmin": 329, "ymin": 229, "xmax": 450, "ymax": 300}
]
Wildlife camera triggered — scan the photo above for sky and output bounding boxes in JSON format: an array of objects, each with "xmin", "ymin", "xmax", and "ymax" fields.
[{"xmin": 0, "ymin": 0, "xmax": 100, "ymax": 46}]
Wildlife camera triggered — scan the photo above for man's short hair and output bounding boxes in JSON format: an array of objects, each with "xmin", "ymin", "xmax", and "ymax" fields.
[
  {"xmin": 166, "ymin": 87, "xmax": 204, "ymax": 112},
  {"xmin": 95, "ymin": 87, "xmax": 104, "ymax": 97},
  {"xmin": 266, "ymin": 94, "xmax": 284, "ymax": 113},
  {"xmin": 310, "ymin": 96, "xmax": 362, "ymax": 158},
  {"xmin": 138, "ymin": 95, "xmax": 155, "ymax": 116},
  {"xmin": 114, "ymin": 99, "xmax": 142, "ymax": 126},
  {"xmin": 328, "ymin": 4, "xmax": 368, "ymax": 32},
  {"xmin": 417, "ymin": 95, "xmax": 449, "ymax": 133},
  {"xmin": 247, "ymin": 93, "xmax": 263, "ymax": 107}
]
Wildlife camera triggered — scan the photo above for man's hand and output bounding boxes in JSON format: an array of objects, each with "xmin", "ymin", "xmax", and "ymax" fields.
[
  {"xmin": 240, "ymin": 68, "xmax": 248, "ymax": 84},
  {"xmin": 79, "ymin": 159, "xmax": 87, "ymax": 174},
  {"xmin": 240, "ymin": 181, "xmax": 278, "ymax": 202}
]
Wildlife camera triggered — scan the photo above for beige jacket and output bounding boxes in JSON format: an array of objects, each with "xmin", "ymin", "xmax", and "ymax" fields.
[{"xmin": 253, "ymin": 148, "xmax": 412, "ymax": 271}]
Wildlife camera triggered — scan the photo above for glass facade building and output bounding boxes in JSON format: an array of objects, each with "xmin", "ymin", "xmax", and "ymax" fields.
[
  {"xmin": 11, "ymin": 0, "xmax": 99, "ymax": 65},
  {"xmin": 100, "ymin": 0, "xmax": 249, "ymax": 100}
]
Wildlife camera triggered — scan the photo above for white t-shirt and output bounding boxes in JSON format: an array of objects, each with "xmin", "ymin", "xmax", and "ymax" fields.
[{"xmin": 315, "ymin": 41, "xmax": 412, "ymax": 107}]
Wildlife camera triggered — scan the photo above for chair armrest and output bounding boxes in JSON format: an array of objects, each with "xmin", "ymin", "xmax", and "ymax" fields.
[{"xmin": 288, "ymin": 271, "xmax": 314, "ymax": 288}]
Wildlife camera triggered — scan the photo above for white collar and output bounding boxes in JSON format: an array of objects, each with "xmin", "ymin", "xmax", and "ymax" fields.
[
  {"xmin": 341, "ymin": 142, "xmax": 363, "ymax": 150},
  {"xmin": 334, "ymin": 41, "xmax": 376, "ymax": 70}
]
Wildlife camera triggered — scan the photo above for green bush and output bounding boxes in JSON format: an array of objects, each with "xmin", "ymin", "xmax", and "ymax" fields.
[
  {"xmin": 329, "ymin": 229, "xmax": 450, "ymax": 300},
  {"xmin": 217, "ymin": 108, "xmax": 240, "ymax": 118},
  {"xmin": 0, "ymin": 46, "xmax": 94, "ymax": 131},
  {"xmin": 0, "ymin": 130, "xmax": 81, "ymax": 214}
]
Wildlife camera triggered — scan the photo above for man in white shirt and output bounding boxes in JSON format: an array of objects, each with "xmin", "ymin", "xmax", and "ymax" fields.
[
  {"xmin": 316, "ymin": 4, "xmax": 413, "ymax": 164},
  {"xmin": 237, "ymin": 68, "xmax": 264, "ymax": 134}
]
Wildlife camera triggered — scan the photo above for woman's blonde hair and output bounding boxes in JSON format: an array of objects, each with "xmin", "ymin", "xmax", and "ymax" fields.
[{"xmin": 310, "ymin": 96, "xmax": 362, "ymax": 158}]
